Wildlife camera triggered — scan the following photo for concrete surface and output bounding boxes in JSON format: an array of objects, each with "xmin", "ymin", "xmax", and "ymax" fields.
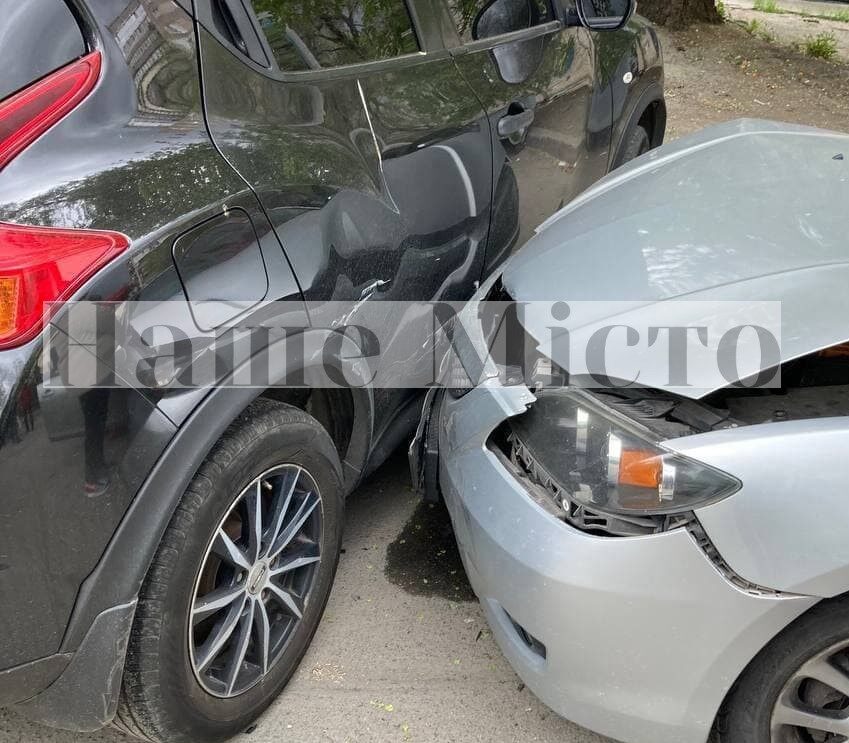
[
  {"xmin": 728, "ymin": 0, "xmax": 849, "ymax": 14},
  {"xmin": 0, "ymin": 452, "xmax": 609, "ymax": 743}
]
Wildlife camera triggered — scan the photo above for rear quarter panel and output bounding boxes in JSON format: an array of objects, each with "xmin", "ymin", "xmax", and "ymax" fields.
[{"xmin": 0, "ymin": 0, "xmax": 283, "ymax": 668}]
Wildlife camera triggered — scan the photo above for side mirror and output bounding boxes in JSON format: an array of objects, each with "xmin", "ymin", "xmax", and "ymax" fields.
[{"xmin": 576, "ymin": 0, "xmax": 636, "ymax": 31}]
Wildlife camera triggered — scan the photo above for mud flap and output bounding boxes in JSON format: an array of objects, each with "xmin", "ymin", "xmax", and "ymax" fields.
[{"xmin": 15, "ymin": 600, "xmax": 137, "ymax": 731}]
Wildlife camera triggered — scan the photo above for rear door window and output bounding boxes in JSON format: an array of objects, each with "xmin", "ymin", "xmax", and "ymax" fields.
[
  {"xmin": 0, "ymin": 0, "xmax": 86, "ymax": 101},
  {"xmin": 247, "ymin": 0, "xmax": 420, "ymax": 72}
]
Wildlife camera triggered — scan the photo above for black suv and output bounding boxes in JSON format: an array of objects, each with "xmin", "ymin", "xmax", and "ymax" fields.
[{"xmin": 0, "ymin": 0, "xmax": 664, "ymax": 740}]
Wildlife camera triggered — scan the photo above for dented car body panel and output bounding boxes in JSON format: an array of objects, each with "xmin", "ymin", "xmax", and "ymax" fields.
[{"xmin": 0, "ymin": 0, "xmax": 667, "ymax": 732}]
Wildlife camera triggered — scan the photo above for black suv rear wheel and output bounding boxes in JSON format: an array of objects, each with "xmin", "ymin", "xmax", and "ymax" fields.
[{"xmin": 115, "ymin": 400, "xmax": 343, "ymax": 743}]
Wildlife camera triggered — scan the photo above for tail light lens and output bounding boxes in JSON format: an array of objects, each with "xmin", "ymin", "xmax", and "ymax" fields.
[
  {"xmin": 0, "ymin": 223, "xmax": 129, "ymax": 349},
  {"xmin": 0, "ymin": 51, "xmax": 101, "ymax": 170},
  {"xmin": 0, "ymin": 50, "xmax": 126, "ymax": 349}
]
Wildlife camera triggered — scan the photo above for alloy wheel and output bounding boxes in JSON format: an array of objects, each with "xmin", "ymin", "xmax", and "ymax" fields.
[
  {"xmin": 771, "ymin": 639, "xmax": 849, "ymax": 742},
  {"xmin": 189, "ymin": 464, "xmax": 323, "ymax": 698}
]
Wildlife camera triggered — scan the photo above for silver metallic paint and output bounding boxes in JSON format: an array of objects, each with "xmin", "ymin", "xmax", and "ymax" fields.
[
  {"xmin": 671, "ymin": 420, "xmax": 849, "ymax": 598},
  {"xmin": 438, "ymin": 380, "xmax": 816, "ymax": 743},
  {"xmin": 502, "ymin": 119, "xmax": 849, "ymax": 398},
  {"xmin": 437, "ymin": 129, "xmax": 849, "ymax": 738}
]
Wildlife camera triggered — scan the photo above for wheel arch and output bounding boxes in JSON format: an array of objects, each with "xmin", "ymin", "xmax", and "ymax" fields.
[
  {"xmin": 16, "ymin": 336, "xmax": 374, "ymax": 730},
  {"xmin": 637, "ymin": 95, "xmax": 667, "ymax": 149},
  {"xmin": 60, "ymin": 326, "xmax": 375, "ymax": 647},
  {"xmin": 610, "ymin": 81, "xmax": 667, "ymax": 170},
  {"xmin": 710, "ymin": 592, "xmax": 849, "ymax": 739}
]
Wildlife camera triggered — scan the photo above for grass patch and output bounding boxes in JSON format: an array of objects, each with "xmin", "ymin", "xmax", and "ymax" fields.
[
  {"xmin": 798, "ymin": 8, "xmax": 849, "ymax": 23},
  {"xmin": 716, "ymin": 0, "xmax": 730, "ymax": 22},
  {"xmin": 743, "ymin": 18, "xmax": 775, "ymax": 41},
  {"xmin": 754, "ymin": 0, "xmax": 781, "ymax": 13},
  {"xmin": 826, "ymin": 10, "xmax": 849, "ymax": 23},
  {"xmin": 805, "ymin": 32, "xmax": 839, "ymax": 59}
]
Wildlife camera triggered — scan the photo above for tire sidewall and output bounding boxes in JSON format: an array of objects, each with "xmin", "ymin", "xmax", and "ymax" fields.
[
  {"xmin": 720, "ymin": 599, "xmax": 849, "ymax": 742},
  {"xmin": 149, "ymin": 411, "xmax": 343, "ymax": 740}
]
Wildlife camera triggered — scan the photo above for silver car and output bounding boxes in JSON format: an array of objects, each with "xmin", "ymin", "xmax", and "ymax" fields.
[{"xmin": 415, "ymin": 120, "xmax": 849, "ymax": 743}]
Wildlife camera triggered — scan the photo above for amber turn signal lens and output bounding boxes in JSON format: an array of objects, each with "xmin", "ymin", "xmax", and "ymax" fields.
[
  {"xmin": 0, "ymin": 276, "xmax": 19, "ymax": 337},
  {"xmin": 618, "ymin": 448, "xmax": 662, "ymax": 488}
]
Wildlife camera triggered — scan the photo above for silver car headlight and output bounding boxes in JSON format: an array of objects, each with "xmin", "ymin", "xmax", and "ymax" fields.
[{"xmin": 510, "ymin": 388, "xmax": 741, "ymax": 516}]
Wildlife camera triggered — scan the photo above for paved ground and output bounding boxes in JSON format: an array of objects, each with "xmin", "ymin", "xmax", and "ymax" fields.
[
  {"xmin": 731, "ymin": 0, "xmax": 849, "ymax": 15},
  {"xmin": 5, "ymin": 12, "xmax": 849, "ymax": 743},
  {"xmin": 658, "ymin": 19, "xmax": 849, "ymax": 139}
]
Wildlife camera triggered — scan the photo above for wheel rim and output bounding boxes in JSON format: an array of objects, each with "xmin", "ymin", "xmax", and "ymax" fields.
[
  {"xmin": 189, "ymin": 464, "xmax": 323, "ymax": 698},
  {"xmin": 771, "ymin": 639, "xmax": 849, "ymax": 742}
]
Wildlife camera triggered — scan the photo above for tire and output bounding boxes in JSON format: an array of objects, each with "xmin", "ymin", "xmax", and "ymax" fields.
[
  {"xmin": 716, "ymin": 597, "xmax": 849, "ymax": 742},
  {"xmin": 618, "ymin": 123, "xmax": 651, "ymax": 167},
  {"xmin": 115, "ymin": 400, "xmax": 344, "ymax": 743}
]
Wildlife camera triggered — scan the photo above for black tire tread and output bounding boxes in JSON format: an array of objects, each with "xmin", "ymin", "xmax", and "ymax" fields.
[{"xmin": 619, "ymin": 123, "xmax": 651, "ymax": 167}]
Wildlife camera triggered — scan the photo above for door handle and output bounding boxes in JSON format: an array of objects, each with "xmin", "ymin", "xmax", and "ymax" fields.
[{"xmin": 497, "ymin": 109, "xmax": 535, "ymax": 141}]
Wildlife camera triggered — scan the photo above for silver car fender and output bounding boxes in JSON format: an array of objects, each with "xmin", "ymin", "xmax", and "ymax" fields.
[{"xmin": 667, "ymin": 417, "xmax": 849, "ymax": 597}]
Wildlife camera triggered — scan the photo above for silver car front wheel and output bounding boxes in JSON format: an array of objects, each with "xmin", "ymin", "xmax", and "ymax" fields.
[
  {"xmin": 771, "ymin": 639, "xmax": 849, "ymax": 742},
  {"xmin": 718, "ymin": 600, "xmax": 849, "ymax": 743}
]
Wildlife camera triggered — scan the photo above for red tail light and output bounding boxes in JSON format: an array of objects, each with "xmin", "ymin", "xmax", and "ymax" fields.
[
  {"xmin": 0, "ymin": 51, "xmax": 124, "ymax": 348},
  {"xmin": 0, "ymin": 50, "xmax": 101, "ymax": 170},
  {"xmin": 0, "ymin": 223, "xmax": 129, "ymax": 349}
]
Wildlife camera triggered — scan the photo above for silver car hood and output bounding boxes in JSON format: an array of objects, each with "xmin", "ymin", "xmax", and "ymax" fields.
[{"xmin": 502, "ymin": 119, "xmax": 849, "ymax": 400}]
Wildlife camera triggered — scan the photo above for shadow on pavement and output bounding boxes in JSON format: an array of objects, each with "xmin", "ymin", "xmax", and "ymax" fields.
[{"xmin": 382, "ymin": 451, "xmax": 475, "ymax": 602}]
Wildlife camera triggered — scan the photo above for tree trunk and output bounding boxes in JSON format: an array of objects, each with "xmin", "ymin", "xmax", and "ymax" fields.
[{"xmin": 638, "ymin": 0, "xmax": 722, "ymax": 27}]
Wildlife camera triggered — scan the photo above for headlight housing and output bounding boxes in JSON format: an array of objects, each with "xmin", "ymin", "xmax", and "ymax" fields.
[{"xmin": 510, "ymin": 388, "xmax": 740, "ymax": 516}]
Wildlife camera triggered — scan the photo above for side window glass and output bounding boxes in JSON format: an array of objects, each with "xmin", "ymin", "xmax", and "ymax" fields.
[
  {"xmin": 248, "ymin": 0, "xmax": 420, "ymax": 71},
  {"xmin": 447, "ymin": 0, "xmax": 552, "ymax": 44}
]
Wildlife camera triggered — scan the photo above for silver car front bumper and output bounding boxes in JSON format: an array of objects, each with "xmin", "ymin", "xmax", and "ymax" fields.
[{"xmin": 438, "ymin": 380, "xmax": 816, "ymax": 743}]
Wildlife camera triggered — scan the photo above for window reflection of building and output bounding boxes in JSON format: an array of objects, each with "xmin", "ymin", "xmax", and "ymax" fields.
[{"xmin": 108, "ymin": 0, "xmax": 196, "ymax": 124}]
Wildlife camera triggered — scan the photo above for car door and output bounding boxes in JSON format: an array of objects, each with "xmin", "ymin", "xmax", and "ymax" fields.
[
  {"xmin": 193, "ymin": 0, "xmax": 494, "ymax": 437},
  {"xmin": 441, "ymin": 0, "xmax": 609, "ymax": 267}
]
